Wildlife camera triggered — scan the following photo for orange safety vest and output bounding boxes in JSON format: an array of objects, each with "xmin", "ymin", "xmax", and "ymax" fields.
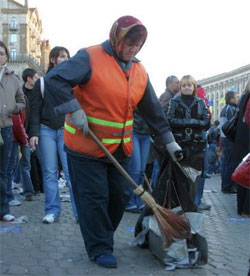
[{"xmin": 64, "ymin": 45, "xmax": 148, "ymax": 157}]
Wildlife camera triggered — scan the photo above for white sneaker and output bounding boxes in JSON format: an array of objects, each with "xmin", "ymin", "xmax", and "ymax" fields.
[
  {"xmin": 9, "ymin": 199, "xmax": 22, "ymax": 206},
  {"xmin": 42, "ymin": 214, "xmax": 59, "ymax": 224}
]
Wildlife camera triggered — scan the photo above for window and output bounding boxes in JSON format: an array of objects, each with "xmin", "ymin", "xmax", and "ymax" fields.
[
  {"xmin": 10, "ymin": 34, "xmax": 17, "ymax": 45},
  {"xmin": 10, "ymin": 17, "xmax": 17, "ymax": 29},
  {"xmin": 10, "ymin": 49, "xmax": 17, "ymax": 60}
]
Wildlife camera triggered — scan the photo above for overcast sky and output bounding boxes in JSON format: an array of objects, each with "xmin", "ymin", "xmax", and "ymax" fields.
[{"xmin": 28, "ymin": 0, "xmax": 249, "ymax": 95}]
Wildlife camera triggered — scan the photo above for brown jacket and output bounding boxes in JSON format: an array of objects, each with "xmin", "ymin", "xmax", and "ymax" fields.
[
  {"xmin": 159, "ymin": 88, "xmax": 177, "ymax": 115},
  {"xmin": 0, "ymin": 67, "xmax": 25, "ymax": 127}
]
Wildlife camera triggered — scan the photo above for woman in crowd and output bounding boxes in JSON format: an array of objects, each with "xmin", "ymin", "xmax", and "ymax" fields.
[
  {"xmin": 167, "ymin": 75, "xmax": 210, "ymax": 201},
  {"xmin": 0, "ymin": 41, "xmax": 25, "ymax": 222},
  {"xmin": 29, "ymin": 47, "xmax": 78, "ymax": 223}
]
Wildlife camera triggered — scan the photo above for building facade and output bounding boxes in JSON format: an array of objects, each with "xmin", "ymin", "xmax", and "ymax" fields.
[
  {"xmin": 0, "ymin": 0, "xmax": 50, "ymax": 77},
  {"xmin": 198, "ymin": 64, "xmax": 250, "ymax": 121}
]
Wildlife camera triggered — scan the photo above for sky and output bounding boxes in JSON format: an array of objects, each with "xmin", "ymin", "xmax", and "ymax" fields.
[{"xmin": 27, "ymin": 0, "xmax": 250, "ymax": 95}]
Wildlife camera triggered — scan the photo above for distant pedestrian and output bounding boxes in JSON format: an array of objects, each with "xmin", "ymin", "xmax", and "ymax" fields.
[
  {"xmin": 220, "ymin": 91, "xmax": 238, "ymax": 194},
  {"xmin": 207, "ymin": 120, "xmax": 220, "ymax": 175}
]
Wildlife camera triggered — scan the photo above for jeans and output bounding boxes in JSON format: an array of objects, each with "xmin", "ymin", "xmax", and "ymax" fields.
[
  {"xmin": 67, "ymin": 153, "xmax": 131, "ymax": 259},
  {"xmin": 39, "ymin": 125, "xmax": 77, "ymax": 218},
  {"xmin": 194, "ymin": 131, "xmax": 208, "ymax": 207},
  {"xmin": 221, "ymin": 137, "xmax": 235, "ymax": 191},
  {"xmin": 6, "ymin": 141, "xmax": 19, "ymax": 202},
  {"xmin": 127, "ymin": 132, "xmax": 151, "ymax": 209},
  {"xmin": 0, "ymin": 127, "xmax": 13, "ymax": 217},
  {"xmin": 20, "ymin": 144, "xmax": 34, "ymax": 196}
]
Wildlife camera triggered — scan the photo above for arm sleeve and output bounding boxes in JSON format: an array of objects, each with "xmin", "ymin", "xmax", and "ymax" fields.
[
  {"xmin": 12, "ymin": 114, "xmax": 28, "ymax": 145},
  {"xmin": 44, "ymin": 50, "xmax": 92, "ymax": 115},
  {"xmin": 29, "ymin": 79, "xmax": 43, "ymax": 137},
  {"xmin": 14, "ymin": 78, "xmax": 26, "ymax": 114},
  {"xmin": 137, "ymin": 78, "xmax": 174, "ymax": 145}
]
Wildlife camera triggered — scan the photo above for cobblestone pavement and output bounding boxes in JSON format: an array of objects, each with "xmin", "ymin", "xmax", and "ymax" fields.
[{"xmin": 0, "ymin": 175, "xmax": 249, "ymax": 276}]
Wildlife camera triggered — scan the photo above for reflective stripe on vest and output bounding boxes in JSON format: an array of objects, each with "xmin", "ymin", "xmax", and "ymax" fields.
[
  {"xmin": 64, "ymin": 121, "xmax": 76, "ymax": 134},
  {"xmin": 87, "ymin": 116, "xmax": 133, "ymax": 128},
  {"xmin": 64, "ymin": 121, "xmax": 131, "ymax": 144},
  {"xmin": 102, "ymin": 137, "xmax": 131, "ymax": 144}
]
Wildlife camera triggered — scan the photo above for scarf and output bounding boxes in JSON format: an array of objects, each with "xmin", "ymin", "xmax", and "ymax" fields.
[{"xmin": 109, "ymin": 15, "xmax": 147, "ymax": 60}]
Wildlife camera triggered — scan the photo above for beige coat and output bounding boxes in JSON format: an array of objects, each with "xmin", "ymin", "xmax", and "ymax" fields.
[{"xmin": 0, "ymin": 67, "xmax": 25, "ymax": 127}]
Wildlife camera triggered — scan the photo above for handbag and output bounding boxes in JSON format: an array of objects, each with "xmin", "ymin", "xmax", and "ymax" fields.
[
  {"xmin": 232, "ymin": 153, "xmax": 250, "ymax": 189},
  {"xmin": 222, "ymin": 108, "xmax": 239, "ymax": 142}
]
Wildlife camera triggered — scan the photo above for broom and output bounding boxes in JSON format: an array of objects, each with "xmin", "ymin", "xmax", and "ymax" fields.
[{"xmin": 88, "ymin": 129, "xmax": 191, "ymax": 246}]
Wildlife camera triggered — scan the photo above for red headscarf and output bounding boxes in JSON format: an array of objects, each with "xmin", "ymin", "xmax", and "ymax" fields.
[{"xmin": 109, "ymin": 15, "xmax": 147, "ymax": 59}]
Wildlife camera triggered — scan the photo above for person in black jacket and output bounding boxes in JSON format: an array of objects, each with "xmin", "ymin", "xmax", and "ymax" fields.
[
  {"xmin": 29, "ymin": 47, "xmax": 78, "ymax": 223},
  {"xmin": 167, "ymin": 75, "xmax": 210, "ymax": 201},
  {"xmin": 219, "ymin": 91, "xmax": 238, "ymax": 194},
  {"xmin": 22, "ymin": 68, "xmax": 43, "ymax": 195}
]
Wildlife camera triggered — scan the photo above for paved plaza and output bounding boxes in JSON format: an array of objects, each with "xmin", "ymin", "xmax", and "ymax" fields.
[{"xmin": 0, "ymin": 175, "xmax": 249, "ymax": 276}]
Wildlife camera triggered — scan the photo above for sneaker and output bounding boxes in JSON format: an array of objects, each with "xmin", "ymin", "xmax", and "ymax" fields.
[
  {"xmin": 1, "ymin": 214, "xmax": 15, "ymax": 222},
  {"xmin": 9, "ymin": 199, "xmax": 22, "ymax": 206},
  {"xmin": 24, "ymin": 195, "xmax": 33, "ymax": 201},
  {"xmin": 198, "ymin": 202, "xmax": 211, "ymax": 211},
  {"xmin": 42, "ymin": 214, "xmax": 59, "ymax": 224},
  {"xmin": 95, "ymin": 254, "xmax": 117, "ymax": 268}
]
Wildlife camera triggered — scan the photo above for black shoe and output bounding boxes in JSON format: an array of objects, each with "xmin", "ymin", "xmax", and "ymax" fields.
[{"xmin": 205, "ymin": 174, "xmax": 212, "ymax": 178}]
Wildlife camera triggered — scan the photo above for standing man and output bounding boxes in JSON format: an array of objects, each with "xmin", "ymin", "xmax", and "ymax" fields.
[
  {"xmin": 21, "ymin": 68, "xmax": 39, "ymax": 200},
  {"xmin": 150, "ymin": 75, "xmax": 179, "ymax": 188},
  {"xmin": 42, "ymin": 16, "xmax": 182, "ymax": 268},
  {"xmin": 220, "ymin": 91, "xmax": 238, "ymax": 194},
  {"xmin": 159, "ymin": 75, "xmax": 179, "ymax": 115}
]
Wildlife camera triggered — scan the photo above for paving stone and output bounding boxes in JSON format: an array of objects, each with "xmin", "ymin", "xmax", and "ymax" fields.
[{"xmin": 1, "ymin": 175, "xmax": 249, "ymax": 275}]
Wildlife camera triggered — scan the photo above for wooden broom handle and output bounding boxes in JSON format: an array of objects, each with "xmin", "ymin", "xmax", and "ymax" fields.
[{"xmin": 88, "ymin": 128, "xmax": 139, "ymax": 189}]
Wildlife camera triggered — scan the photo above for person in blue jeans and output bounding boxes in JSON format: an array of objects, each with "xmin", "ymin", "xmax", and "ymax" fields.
[
  {"xmin": 0, "ymin": 41, "xmax": 25, "ymax": 222},
  {"xmin": 29, "ymin": 46, "xmax": 78, "ymax": 223},
  {"xmin": 126, "ymin": 108, "xmax": 151, "ymax": 213}
]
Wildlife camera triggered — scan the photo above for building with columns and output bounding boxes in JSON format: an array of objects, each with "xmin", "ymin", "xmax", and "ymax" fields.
[
  {"xmin": 198, "ymin": 64, "xmax": 250, "ymax": 121},
  {"xmin": 0, "ymin": 0, "xmax": 50, "ymax": 77}
]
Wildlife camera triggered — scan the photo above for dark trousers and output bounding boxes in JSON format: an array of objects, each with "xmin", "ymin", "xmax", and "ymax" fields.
[
  {"xmin": 221, "ymin": 137, "xmax": 235, "ymax": 191},
  {"xmin": 0, "ymin": 127, "xmax": 13, "ymax": 217},
  {"xmin": 67, "ymin": 153, "xmax": 131, "ymax": 259},
  {"xmin": 30, "ymin": 147, "xmax": 43, "ymax": 193}
]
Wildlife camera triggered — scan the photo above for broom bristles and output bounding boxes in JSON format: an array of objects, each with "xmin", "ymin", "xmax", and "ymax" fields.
[{"xmin": 134, "ymin": 185, "xmax": 191, "ymax": 246}]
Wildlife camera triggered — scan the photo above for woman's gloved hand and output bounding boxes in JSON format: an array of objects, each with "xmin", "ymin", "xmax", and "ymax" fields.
[
  {"xmin": 165, "ymin": 141, "xmax": 183, "ymax": 162},
  {"xmin": 67, "ymin": 109, "xmax": 89, "ymax": 135}
]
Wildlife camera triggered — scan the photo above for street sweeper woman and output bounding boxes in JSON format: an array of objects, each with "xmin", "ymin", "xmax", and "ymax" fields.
[{"xmin": 42, "ymin": 15, "xmax": 184, "ymax": 268}]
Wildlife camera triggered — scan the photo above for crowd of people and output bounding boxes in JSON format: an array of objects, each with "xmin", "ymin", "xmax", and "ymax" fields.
[{"xmin": 0, "ymin": 15, "xmax": 249, "ymax": 269}]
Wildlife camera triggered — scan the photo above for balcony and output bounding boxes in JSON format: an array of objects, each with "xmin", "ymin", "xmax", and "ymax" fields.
[
  {"xmin": 9, "ymin": 24, "xmax": 19, "ymax": 31},
  {"xmin": 9, "ymin": 54, "xmax": 43, "ymax": 72}
]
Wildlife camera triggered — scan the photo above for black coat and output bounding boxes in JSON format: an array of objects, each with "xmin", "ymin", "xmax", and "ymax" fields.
[
  {"xmin": 232, "ymin": 92, "xmax": 250, "ymax": 215},
  {"xmin": 29, "ymin": 78, "xmax": 65, "ymax": 137},
  {"xmin": 167, "ymin": 95, "xmax": 210, "ymax": 170}
]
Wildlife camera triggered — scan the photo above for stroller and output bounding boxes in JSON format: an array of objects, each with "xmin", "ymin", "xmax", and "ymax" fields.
[{"xmin": 133, "ymin": 143, "xmax": 208, "ymax": 269}]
